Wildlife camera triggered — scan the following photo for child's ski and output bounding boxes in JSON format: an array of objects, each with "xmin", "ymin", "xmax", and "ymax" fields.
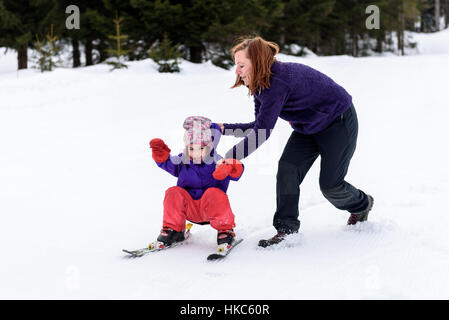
[
  {"xmin": 207, "ymin": 238, "xmax": 243, "ymax": 261},
  {"xmin": 123, "ymin": 223, "xmax": 192, "ymax": 258}
]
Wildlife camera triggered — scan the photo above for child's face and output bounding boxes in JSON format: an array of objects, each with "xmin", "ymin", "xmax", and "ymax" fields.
[{"xmin": 188, "ymin": 144, "xmax": 208, "ymax": 163}]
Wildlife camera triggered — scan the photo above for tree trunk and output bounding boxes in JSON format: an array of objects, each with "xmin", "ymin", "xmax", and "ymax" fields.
[
  {"xmin": 189, "ymin": 46, "xmax": 203, "ymax": 63},
  {"xmin": 444, "ymin": 0, "xmax": 449, "ymax": 28},
  {"xmin": 98, "ymin": 39, "xmax": 108, "ymax": 63},
  {"xmin": 313, "ymin": 31, "xmax": 320, "ymax": 55},
  {"xmin": 279, "ymin": 34, "xmax": 285, "ymax": 48},
  {"xmin": 339, "ymin": 37, "xmax": 346, "ymax": 55},
  {"xmin": 398, "ymin": 0, "xmax": 405, "ymax": 55},
  {"xmin": 398, "ymin": 30, "xmax": 405, "ymax": 55},
  {"xmin": 420, "ymin": 13, "xmax": 425, "ymax": 32},
  {"xmin": 375, "ymin": 31, "xmax": 383, "ymax": 53},
  {"xmin": 397, "ymin": 26, "xmax": 405, "ymax": 55},
  {"xmin": 352, "ymin": 32, "xmax": 358, "ymax": 57},
  {"xmin": 435, "ymin": 0, "xmax": 441, "ymax": 31},
  {"xmin": 72, "ymin": 38, "xmax": 81, "ymax": 68},
  {"xmin": 17, "ymin": 45, "xmax": 28, "ymax": 70},
  {"xmin": 85, "ymin": 39, "xmax": 93, "ymax": 66}
]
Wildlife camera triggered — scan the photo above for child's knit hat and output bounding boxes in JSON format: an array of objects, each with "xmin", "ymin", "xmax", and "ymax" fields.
[{"xmin": 183, "ymin": 116, "xmax": 214, "ymax": 149}]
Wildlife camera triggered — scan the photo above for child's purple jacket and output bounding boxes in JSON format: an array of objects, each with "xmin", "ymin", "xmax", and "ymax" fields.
[{"xmin": 155, "ymin": 123, "xmax": 243, "ymax": 200}]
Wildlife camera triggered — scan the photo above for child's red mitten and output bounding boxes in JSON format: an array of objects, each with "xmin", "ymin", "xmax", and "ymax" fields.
[
  {"xmin": 213, "ymin": 162, "xmax": 231, "ymax": 180},
  {"xmin": 227, "ymin": 159, "xmax": 243, "ymax": 178},
  {"xmin": 213, "ymin": 159, "xmax": 243, "ymax": 180},
  {"xmin": 149, "ymin": 138, "xmax": 171, "ymax": 163}
]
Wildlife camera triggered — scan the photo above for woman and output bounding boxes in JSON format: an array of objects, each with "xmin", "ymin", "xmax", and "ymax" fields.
[{"xmin": 218, "ymin": 36, "xmax": 374, "ymax": 247}]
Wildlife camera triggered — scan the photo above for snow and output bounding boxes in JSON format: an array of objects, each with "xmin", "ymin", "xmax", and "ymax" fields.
[
  {"xmin": 1, "ymin": 29, "xmax": 449, "ymax": 299},
  {"xmin": 408, "ymin": 28, "xmax": 449, "ymax": 55}
]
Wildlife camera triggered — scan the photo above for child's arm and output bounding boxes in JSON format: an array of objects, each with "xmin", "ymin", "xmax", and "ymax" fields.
[
  {"xmin": 150, "ymin": 138, "xmax": 182, "ymax": 177},
  {"xmin": 155, "ymin": 156, "xmax": 182, "ymax": 177}
]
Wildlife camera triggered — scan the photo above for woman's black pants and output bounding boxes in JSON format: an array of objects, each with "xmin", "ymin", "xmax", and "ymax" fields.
[{"xmin": 273, "ymin": 104, "xmax": 370, "ymax": 233}]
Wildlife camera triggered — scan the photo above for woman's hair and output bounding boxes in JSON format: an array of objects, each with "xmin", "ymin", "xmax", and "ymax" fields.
[{"xmin": 230, "ymin": 36, "xmax": 280, "ymax": 96}]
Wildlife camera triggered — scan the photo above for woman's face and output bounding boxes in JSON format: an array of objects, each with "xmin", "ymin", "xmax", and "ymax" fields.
[
  {"xmin": 234, "ymin": 49, "xmax": 252, "ymax": 86},
  {"xmin": 188, "ymin": 144, "xmax": 208, "ymax": 163}
]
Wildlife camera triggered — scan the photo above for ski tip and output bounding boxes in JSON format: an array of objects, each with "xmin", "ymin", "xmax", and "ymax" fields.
[
  {"xmin": 123, "ymin": 248, "xmax": 146, "ymax": 258},
  {"xmin": 207, "ymin": 253, "xmax": 225, "ymax": 261},
  {"xmin": 122, "ymin": 249, "xmax": 137, "ymax": 258}
]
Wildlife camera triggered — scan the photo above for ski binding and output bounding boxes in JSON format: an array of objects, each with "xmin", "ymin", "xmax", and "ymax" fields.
[
  {"xmin": 207, "ymin": 238, "xmax": 243, "ymax": 261},
  {"xmin": 123, "ymin": 223, "xmax": 192, "ymax": 258}
]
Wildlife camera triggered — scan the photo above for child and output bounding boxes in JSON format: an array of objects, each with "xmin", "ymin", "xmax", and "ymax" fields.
[{"xmin": 149, "ymin": 116, "xmax": 244, "ymax": 253}]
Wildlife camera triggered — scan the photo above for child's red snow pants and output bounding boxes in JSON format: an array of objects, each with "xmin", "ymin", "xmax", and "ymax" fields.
[{"xmin": 162, "ymin": 186, "xmax": 235, "ymax": 231}]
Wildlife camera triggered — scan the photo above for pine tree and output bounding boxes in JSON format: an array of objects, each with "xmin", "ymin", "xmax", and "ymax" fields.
[
  {"xmin": 202, "ymin": 0, "xmax": 284, "ymax": 69},
  {"xmin": 34, "ymin": 33, "xmax": 51, "ymax": 72},
  {"xmin": 149, "ymin": 33, "xmax": 181, "ymax": 73},
  {"xmin": 33, "ymin": 24, "xmax": 61, "ymax": 72},
  {"xmin": 0, "ymin": 0, "xmax": 54, "ymax": 70},
  {"xmin": 106, "ymin": 11, "xmax": 129, "ymax": 70},
  {"xmin": 126, "ymin": 0, "xmax": 182, "ymax": 61}
]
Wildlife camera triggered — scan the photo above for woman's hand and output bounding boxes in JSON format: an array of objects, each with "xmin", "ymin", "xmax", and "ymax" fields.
[
  {"xmin": 215, "ymin": 158, "xmax": 224, "ymax": 168},
  {"xmin": 218, "ymin": 123, "xmax": 224, "ymax": 133}
]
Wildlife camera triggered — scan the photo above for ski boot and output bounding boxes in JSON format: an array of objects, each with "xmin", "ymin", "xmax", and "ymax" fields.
[
  {"xmin": 207, "ymin": 230, "xmax": 243, "ymax": 260},
  {"xmin": 347, "ymin": 195, "xmax": 374, "ymax": 225},
  {"xmin": 258, "ymin": 230, "xmax": 298, "ymax": 248},
  {"xmin": 216, "ymin": 229, "xmax": 236, "ymax": 253},
  {"xmin": 150, "ymin": 227, "xmax": 186, "ymax": 250},
  {"xmin": 123, "ymin": 224, "xmax": 192, "ymax": 257}
]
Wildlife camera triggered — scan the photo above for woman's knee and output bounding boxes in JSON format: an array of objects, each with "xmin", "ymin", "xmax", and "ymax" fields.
[
  {"xmin": 277, "ymin": 160, "xmax": 297, "ymax": 178},
  {"xmin": 320, "ymin": 183, "xmax": 351, "ymax": 209}
]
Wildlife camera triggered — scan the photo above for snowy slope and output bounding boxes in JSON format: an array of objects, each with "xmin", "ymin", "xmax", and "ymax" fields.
[
  {"xmin": 1, "ymin": 30, "xmax": 449, "ymax": 299},
  {"xmin": 409, "ymin": 27, "xmax": 449, "ymax": 55}
]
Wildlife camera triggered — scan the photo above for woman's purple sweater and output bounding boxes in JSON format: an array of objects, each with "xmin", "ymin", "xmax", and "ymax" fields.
[{"xmin": 223, "ymin": 60, "xmax": 352, "ymax": 160}]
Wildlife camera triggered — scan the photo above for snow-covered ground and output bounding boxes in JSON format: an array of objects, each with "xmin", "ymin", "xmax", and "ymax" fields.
[
  {"xmin": 409, "ymin": 27, "xmax": 449, "ymax": 55},
  {"xmin": 1, "ymin": 29, "xmax": 449, "ymax": 299}
]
